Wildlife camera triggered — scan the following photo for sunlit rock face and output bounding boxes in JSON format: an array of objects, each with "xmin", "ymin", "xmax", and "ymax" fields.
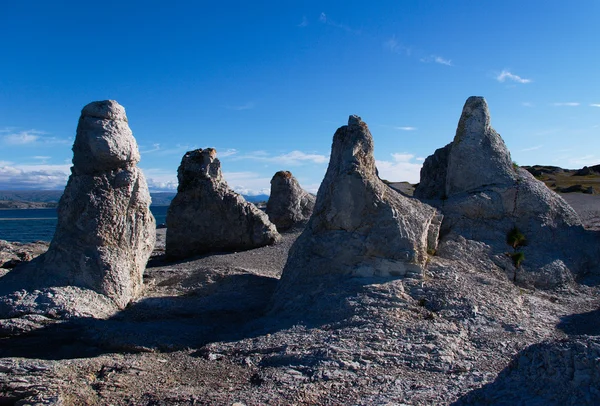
[
  {"xmin": 0, "ymin": 100, "xmax": 156, "ymax": 313},
  {"xmin": 166, "ymin": 148, "xmax": 280, "ymax": 259},
  {"xmin": 415, "ymin": 96, "xmax": 597, "ymax": 289},
  {"xmin": 273, "ymin": 115, "xmax": 442, "ymax": 306}
]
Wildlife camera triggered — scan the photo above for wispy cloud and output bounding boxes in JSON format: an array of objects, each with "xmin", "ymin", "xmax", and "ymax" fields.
[
  {"xmin": 223, "ymin": 171, "xmax": 272, "ymax": 196},
  {"xmin": 1, "ymin": 129, "xmax": 70, "ymax": 146},
  {"xmin": 226, "ymin": 102, "xmax": 255, "ymax": 111},
  {"xmin": 139, "ymin": 167, "xmax": 177, "ymax": 192},
  {"xmin": 383, "ymin": 36, "xmax": 411, "ymax": 56},
  {"xmin": 217, "ymin": 148, "xmax": 238, "ymax": 157},
  {"xmin": 140, "ymin": 143, "xmax": 161, "ymax": 154},
  {"xmin": 421, "ymin": 55, "xmax": 453, "ymax": 66},
  {"xmin": 522, "ymin": 102, "xmax": 534, "ymax": 107},
  {"xmin": 0, "ymin": 163, "xmax": 71, "ymax": 189},
  {"xmin": 298, "ymin": 16, "xmax": 308, "ymax": 27},
  {"xmin": 590, "ymin": 104, "xmax": 600, "ymax": 108},
  {"xmin": 375, "ymin": 153, "xmax": 422, "ymax": 184},
  {"xmin": 318, "ymin": 12, "xmax": 360, "ymax": 34},
  {"xmin": 229, "ymin": 150, "xmax": 329, "ymax": 166},
  {"xmin": 520, "ymin": 145, "xmax": 543, "ymax": 152},
  {"xmin": 496, "ymin": 70, "xmax": 532, "ymax": 84},
  {"xmin": 2, "ymin": 130, "xmax": 44, "ymax": 145},
  {"xmin": 553, "ymin": 102, "xmax": 580, "ymax": 107},
  {"xmin": 380, "ymin": 124, "xmax": 417, "ymax": 131},
  {"xmin": 561, "ymin": 154, "xmax": 599, "ymax": 168}
]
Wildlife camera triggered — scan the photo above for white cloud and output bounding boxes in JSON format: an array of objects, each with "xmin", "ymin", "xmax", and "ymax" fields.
[
  {"xmin": 298, "ymin": 16, "xmax": 308, "ymax": 27},
  {"xmin": 590, "ymin": 104, "xmax": 600, "ymax": 107},
  {"xmin": 519, "ymin": 145, "xmax": 543, "ymax": 152},
  {"xmin": 421, "ymin": 55, "xmax": 453, "ymax": 66},
  {"xmin": 0, "ymin": 163, "xmax": 71, "ymax": 190},
  {"xmin": 146, "ymin": 178, "xmax": 178, "ymax": 192},
  {"xmin": 564, "ymin": 155, "xmax": 599, "ymax": 168},
  {"xmin": 496, "ymin": 70, "xmax": 531, "ymax": 84},
  {"xmin": 384, "ymin": 36, "xmax": 411, "ymax": 56},
  {"xmin": 224, "ymin": 171, "xmax": 271, "ymax": 196},
  {"xmin": 434, "ymin": 56, "xmax": 452, "ymax": 66},
  {"xmin": 217, "ymin": 148, "xmax": 238, "ymax": 157},
  {"xmin": 229, "ymin": 150, "xmax": 329, "ymax": 166},
  {"xmin": 3, "ymin": 130, "xmax": 42, "ymax": 145},
  {"xmin": 553, "ymin": 102, "xmax": 580, "ymax": 107},
  {"xmin": 375, "ymin": 153, "xmax": 422, "ymax": 184},
  {"xmin": 318, "ymin": 11, "xmax": 359, "ymax": 33},
  {"xmin": 147, "ymin": 143, "xmax": 197, "ymax": 157},
  {"xmin": 140, "ymin": 143, "xmax": 161, "ymax": 154},
  {"xmin": 379, "ymin": 125, "xmax": 417, "ymax": 131},
  {"xmin": 1, "ymin": 129, "xmax": 71, "ymax": 146},
  {"xmin": 140, "ymin": 167, "xmax": 177, "ymax": 192}
]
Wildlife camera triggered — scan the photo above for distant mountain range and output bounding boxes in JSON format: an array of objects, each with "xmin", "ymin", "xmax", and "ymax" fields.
[{"xmin": 0, "ymin": 190, "xmax": 270, "ymax": 207}]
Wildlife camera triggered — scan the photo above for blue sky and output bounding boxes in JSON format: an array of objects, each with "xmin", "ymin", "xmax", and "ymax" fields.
[{"xmin": 1, "ymin": 1, "xmax": 599, "ymax": 195}]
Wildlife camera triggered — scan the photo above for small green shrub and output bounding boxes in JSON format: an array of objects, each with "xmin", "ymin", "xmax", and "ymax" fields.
[
  {"xmin": 507, "ymin": 226, "xmax": 526, "ymax": 282},
  {"xmin": 511, "ymin": 251, "xmax": 525, "ymax": 268},
  {"xmin": 506, "ymin": 227, "xmax": 527, "ymax": 250}
]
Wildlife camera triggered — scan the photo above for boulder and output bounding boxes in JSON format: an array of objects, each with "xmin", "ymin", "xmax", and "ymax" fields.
[
  {"xmin": 415, "ymin": 96, "xmax": 598, "ymax": 288},
  {"xmin": 274, "ymin": 115, "xmax": 442, "ymax": 303},
  {"xmin": 166, "ymin": 148, "xmax": 280, "ymax": 259},
  {"xmin": 0, "ymin": 100, "xmax": 156, "ymax": 312},
  {"xmin": 266, "ymin": 171, "xmax": 316, "ymax": 231}
]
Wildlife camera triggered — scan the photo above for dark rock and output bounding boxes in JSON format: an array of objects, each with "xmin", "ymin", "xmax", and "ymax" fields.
[
  {"xmin": 166, "ymin": 149, "xmax": 280, "ymax": 259},
  {"xmin": 266, "ymin": 171, "xmax": 315, "ymax": 231},
  {"xmin": 414, "ymin": 144, "xmax": 451, "ymax": 199}
]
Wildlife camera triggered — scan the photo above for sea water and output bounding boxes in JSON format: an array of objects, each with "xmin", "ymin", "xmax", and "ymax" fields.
[{"xmin": 0, "ymin": 206, "xmax": 169, "ymax": 243}]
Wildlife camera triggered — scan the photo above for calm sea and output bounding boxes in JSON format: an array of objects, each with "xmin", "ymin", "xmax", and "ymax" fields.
[{"xmin": 0, "ymin": 206, "xmax": 169, "ymax": 243}]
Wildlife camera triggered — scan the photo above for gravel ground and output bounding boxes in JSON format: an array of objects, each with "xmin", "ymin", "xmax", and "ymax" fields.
[{"xmin": 561, "ymin": 193, "xmax": 600, "ymax": 230}]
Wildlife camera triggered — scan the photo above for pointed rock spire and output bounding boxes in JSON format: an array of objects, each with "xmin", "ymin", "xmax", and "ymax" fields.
[
  {"xmin": 274, "ymin": 115, "xmax": 441, "ymax": 304},
  {"xmin": 445, "ymin": 96, "xmax": 517, "ymax": 196},
  {"xmin": 0, "ymin": 100, "xmax": 156, "ymax": 312}
]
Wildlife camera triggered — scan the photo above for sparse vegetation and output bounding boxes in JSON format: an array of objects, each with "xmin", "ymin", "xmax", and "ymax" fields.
[{"xmin": 506, "ymin": 226, "xmax": 527, "ymax": 282}]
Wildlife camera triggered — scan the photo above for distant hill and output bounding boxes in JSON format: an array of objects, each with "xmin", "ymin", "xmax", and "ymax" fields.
[
  {"xmin": 521, "ymin": 165, "xmax": 600, "ymax": 194},
  {"xmin": 0, "ymin": 190, "xmax": 63, "ymax": 203},
  {"xmin": 0, "ymin": 190, "xmax": 270, "ymax": 207}
]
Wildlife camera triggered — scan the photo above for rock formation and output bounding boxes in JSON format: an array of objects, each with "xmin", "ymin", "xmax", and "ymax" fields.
[
  {"xmin": 166, "ymin": 148, "xmax": 280, "ymax": 259},
  {"xmin": 0, "ymin": 100, "xmax": 156, "ymax": 311},
  {"xmin": 266, "ymin": 171, "xmax": 316, "ymax": 231},
  {"xmin": 415, "ymin": 96, "xmax": 597, "ymax": 288},
  {"xmin": 274, "ymin": 115, "xmax": 442, "ymax": 303}
]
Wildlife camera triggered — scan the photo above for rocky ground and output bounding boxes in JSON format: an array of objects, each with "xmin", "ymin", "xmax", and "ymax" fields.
[{"xmin": 1, "ymin": 193, "xmax": 599, "ymax": 405}]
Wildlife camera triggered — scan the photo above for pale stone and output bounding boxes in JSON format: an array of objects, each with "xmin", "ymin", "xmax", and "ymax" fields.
[
  {"xmin": 274, "ymin": 115, "xmax": 441, "ymax": 304},
  {"xmin": 0, "ymin": 100, "xmax": 155, "ymax": 312}
]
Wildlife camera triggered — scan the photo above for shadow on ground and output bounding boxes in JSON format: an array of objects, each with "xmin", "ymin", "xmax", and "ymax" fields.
[
  {"xmin": 0, "ymin": 270, "xmax": 395, "ymax": 361},
  {"xmin": 557, "ymin": 308, "xmax": 600, "ymax": 336}
]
